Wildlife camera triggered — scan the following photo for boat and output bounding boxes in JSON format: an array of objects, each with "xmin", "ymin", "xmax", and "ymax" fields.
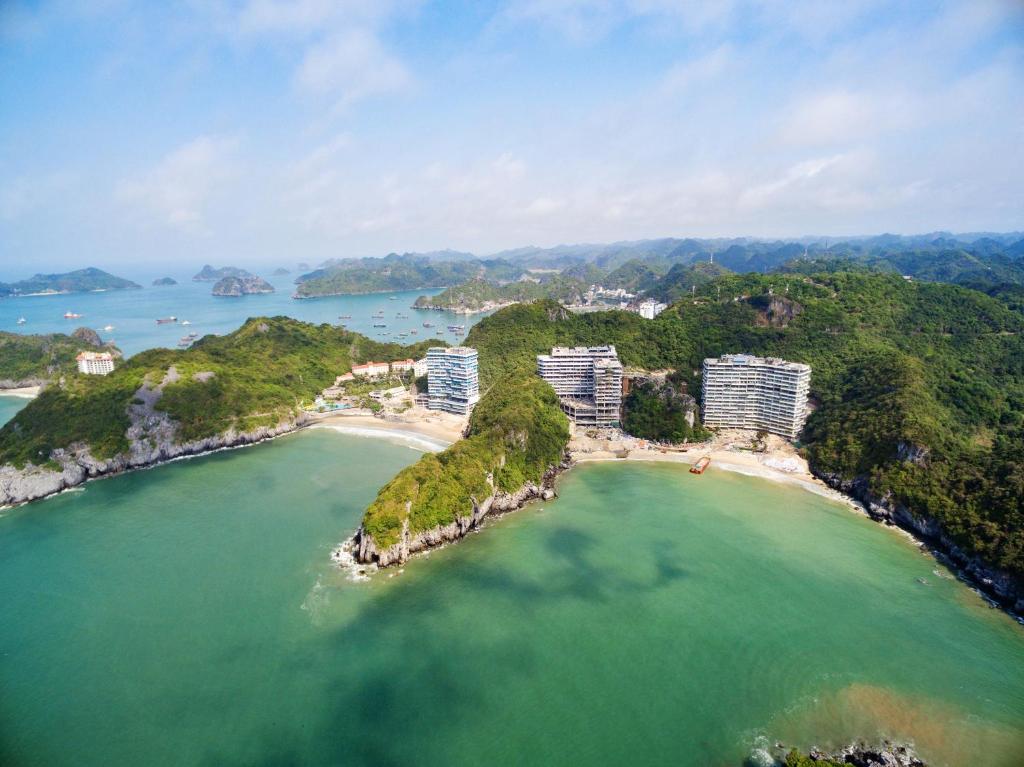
[
  {"xmin": 63, "ymin": 311, "xmax": 82, "ymax": 319},
  {"xmin": 389, "ymin": 296, "xmax": 398, "ymax": 300},
  {"xmin": 373, "ymin": 323, "xmax": 387, "ymax": 328},
  {"xmin": 181, "ymin": 320, "xmax": 192, "ymax": 326},
  {"xmin": 187, "ymin": 331, "xmax": 198, "ymax": 338},
  {"xmin": 103, "ymin": 324, "xmax": 115, "ymax": 332},
  {"xmin": 689, "ymin": 456, "xmax": 711, "ymax": 475},
  {"xmin": 409, "ymin": 329, "xmax": 417, "ymax": 335},
  {"xmin": 177, "ymin": 337, "xmax": 192, "ymax": 348},
  {"xmin": 156, "ymin": 316, "xmax": 178, "ymax": 324},
  {"xmin": 447, "ymin": 324, "xmax": 465, "ymax": 332},
  {"xmin": 339, "ymin": 314, "xmax": 352, "ymax": 320},
  {"xmin": 16, "ymin": 317, "xmax": 26, "ymax": 325},
  {"xmin": 423, "ymin": 322, "xmax": 433, "ymax": 328}
]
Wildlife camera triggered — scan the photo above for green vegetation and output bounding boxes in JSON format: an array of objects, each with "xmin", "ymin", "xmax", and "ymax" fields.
[
  {"xmin": 644, "ymin": 262, "xmax": 732, "ymax": 302},
  {"xmin": 294, "ymin": 254, "xmax": 523, "ymax": 297},
  {"xmin": 360, "ymin": 371, "xmax": 569, "ymax": 549},
  {"xmin": 152, "ymin": 276, "xmax": 177, "ymax": 286},
  {"xmin": 0, "ymin": 329, "xmax": 111, "ymax": 384},
  {"xmin": 0, "ymin": 318, "xmax": 442, "ymax": 467},
  {"xmin": 622, "ymin": 377, "xmax": 709, "ymax": 443},
  {"xmin": 192, "ymin": 265, "xmax": 252, "ymax": 282},
  {"xmin": 782, "ymin": 750, "xmax": 846, "ymax": 767},
  {"xmin": 211, "ymin": 275, "xmax": 275, "ymax": 296},
  {"xmin": 413, "ymin": 274, "xmax": 587, "ymax": 312},
  {"xmin": 441, "ymin": 273, "xmax": 1024, "ymax": 587},
  {"xmin": 0, "ymin": 267, "xmax": 140, "ymax": 296}
]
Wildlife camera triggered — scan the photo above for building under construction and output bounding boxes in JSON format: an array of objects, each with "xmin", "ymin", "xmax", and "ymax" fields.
[{"xmin": 537, "ymin": 345, "xmax": 623, "ymax": 427}]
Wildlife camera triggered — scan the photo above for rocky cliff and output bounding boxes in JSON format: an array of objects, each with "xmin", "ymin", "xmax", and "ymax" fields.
[
  {"xmin": 0, "ymin": 366, "xmax": 306, "ymax": 507},
  {"xmin": 354, "ymin": 457, "xmax": 569, "ymax": 567}
]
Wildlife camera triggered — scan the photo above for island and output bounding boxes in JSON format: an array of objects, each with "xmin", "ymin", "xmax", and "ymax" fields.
[
  {"xmin": 272, "ymin": 267, "xmax": 290, "ymax": 276},
  {"xmin": 192, "ymin": 264, "xmax": 252, "ymax": 282},
  {"xmin": 0, "ymin": 267, "xmax": 141, "ymax": 297},
  {"xmin": 413, "ymin": 275, "xmax": 586, "ymax": 314},
  {"xmin": 152, "ymin": 277, "xmax": 177, "ymax": 286},
  {"xmin": 1, "ymin": 327, "xmax": 120, "ymax": 389},
  {"xmin": 211, "ymin": 275, "xmax": 275, "ymax": 296},
  {"xmin": 2, "ymin": 271, "xmax": 1023, "ymax": 618}
]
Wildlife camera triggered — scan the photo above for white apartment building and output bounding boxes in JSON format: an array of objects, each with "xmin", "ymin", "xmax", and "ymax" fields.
[
  {"xmin": 537, "ymin": 345, "xmax": 623, "ymax": 427},
  {"xmin": 76, "ymin": 351, "xmax": 115, "ymax": 375},
  {"xmin": 701, "ymin": 354, "xmax": 811, "ymax": 440},
  {"xmin": 427, "ymin": 346, "xmax": 480, "ymax": 415},
  {"xmin": 413, "ymin": 358, "xmax": 428, "ymax": 377},
  {"xmin": 352, "ymin": 361, "xmax": 390, "ymax": 378},
  {"xmin": 636, "ymin": 301, "xmax": 668, "ymax": 320},
  {"xmin": 390, "ymin": 359, "xmax": 415, "ymax": 374}
]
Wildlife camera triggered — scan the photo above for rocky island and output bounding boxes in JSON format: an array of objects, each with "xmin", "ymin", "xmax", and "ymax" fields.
[
  {"xmin": 412, "ymin": 275, "xmax": 586, "ymax": 314},
  {"xmin": 192, "ymin": 264, "xmax": 252, "ymax": 282},
  {"xmin": 211, "ymin": 275, "xmax": 275, "ymax": 296},
  {"xmin": 152, "ymin": 276, "xmax": 177, "ymax": 286},
  {"xmin": 0, "ymin": 267, "xmax": 141, "ymax": 297}
]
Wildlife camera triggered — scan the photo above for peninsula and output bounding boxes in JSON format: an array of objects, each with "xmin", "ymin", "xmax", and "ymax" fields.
[{"xmin": 0, "ymin": 267, "xmax": 141, "ymax": 297}]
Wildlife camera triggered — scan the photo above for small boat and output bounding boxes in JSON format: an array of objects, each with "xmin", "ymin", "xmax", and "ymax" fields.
[
  {"xmin": 409, "ymin": 329, "xmax": 417, "ymax": 335},
  {"xmin": 156, "ymin": 316, "xmax": 178, "ymax": 324},
  {"xmin": 16, "ymin": 317, "xmax": 26, "ymax": 325},
  {"xmin": 103, "ymin": 324, "xmax": 115, "ymax": 332},
  {"xmin": 339, "ymin": 314, "xmax": 352, "ymax": 320},
  {"xmin": 690, "ymin": 456, "xmax": 711, "ymax": 475},
  {"xmin": 447, "ymin": 324, "xmax": 465, "ymax": 332},
  {"xmin": 64, "ymin": 311, "xmax": 82, "ymax": 319},
  {"xmin": 187, "ymin": 331, "xmax": 198, "ymax": 338},
  {"xmin": 389, "ymin": 296, "xmax": 398, "ymax": 300},
  {"xmin": 373, "ymin": 323, "xmax": 387, "ymax": 328},
  {"xmin": 423, "ymin": 322, "xmax": 433, "ymax": 328},
  {"xmin": 181, "ymin": 320, "xmax": 192, "ymax": 326},
  {"xmin": 177, "ymin": 337, "xmax": 192, "ymax": 348}
]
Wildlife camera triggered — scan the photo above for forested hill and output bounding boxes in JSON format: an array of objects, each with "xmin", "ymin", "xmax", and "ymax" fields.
[
  {"xmin": 459, "ymin": 274, "xmax": 1024, "ymax": 599},
  {"xmin": 0, "ymin": 268, "xmax": 140, "ymax": 296},
  {"xmin": 0, "ymin": 328, "xmax": 120, "ymax": 386}
]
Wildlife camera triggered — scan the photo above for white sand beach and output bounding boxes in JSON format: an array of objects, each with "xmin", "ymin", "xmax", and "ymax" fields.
[{"xmin": 0, "ymin": 386, "xmax": 42, "ymax": 399}]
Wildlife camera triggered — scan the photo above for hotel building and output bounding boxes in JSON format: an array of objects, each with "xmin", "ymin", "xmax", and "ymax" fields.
[
  {"xmin": 351, "ymin": 361, "xmax": 390, "ymax": 378},
  {"xmin": 701, "ymin": 354, "xmax": 811, "ymax": 439},
  {"xmin": 426, "ymin": 347, "xmax": 480, "ymax": 415},
  {"xmin": 76, "ymin": 351, "xmax": 115, "ymax": 375},
  {"xmin": 536, "ymin": 345, "xmax": 623, "ymax": 427}
]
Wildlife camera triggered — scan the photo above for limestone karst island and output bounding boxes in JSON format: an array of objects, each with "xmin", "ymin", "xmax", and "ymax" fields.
[{"xmin": 2, "ymin": 3, "xmax": 1024, "ymax": 767}]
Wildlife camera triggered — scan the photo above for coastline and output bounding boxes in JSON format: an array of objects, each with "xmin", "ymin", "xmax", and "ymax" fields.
[{"xmin": 0, "ymin": 386, "xmax": 42, "ymax": 399}]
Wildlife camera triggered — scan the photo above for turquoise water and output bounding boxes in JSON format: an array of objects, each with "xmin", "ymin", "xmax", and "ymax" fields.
[
  {"xmin": 1, "ymin": 433, "xmax": 1022, "ymax": 766},
  {"xmin": 0, "ymin": 393, "xmax": 27, "ymax": 425},
  {"xmin": 0, "ymin": 273, "xmax": 486, "ymax": 356}
]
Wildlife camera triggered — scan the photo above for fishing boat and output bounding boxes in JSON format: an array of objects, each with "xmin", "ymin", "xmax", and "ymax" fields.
[
  {"xmin": 447, "ymin": 324, "xmax": 465, "ymax": 332},
  {"xmin": 156, "ymin": 316, "xmax": 178, "ymax": 324},
  {"xmin": 16, "ymin": 317, "xmax": 26, "ymax": 325},
  {"xmin": 63, "ymin": 311, "xmax": 82, "ymax": 319},
  {"xmin": 689, "ymin": 456, "xmax": 711, "ymax": 475},
  {"xmin": 373, "ymin": 322, "xmax": 387, "ymax": 328},
  {"xmin": 422, "ymin": 322, "xmax": 433, "ymax": 328}
]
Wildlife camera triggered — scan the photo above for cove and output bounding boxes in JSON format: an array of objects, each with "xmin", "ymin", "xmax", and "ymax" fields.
[{"xmin": 0, "ymin": 432, "xmax": 1022, "ymax": 767}]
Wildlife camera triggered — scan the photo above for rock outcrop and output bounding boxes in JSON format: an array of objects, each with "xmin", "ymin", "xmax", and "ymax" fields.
[
  {"xmin": 0, "ymin": 366, "xmax": 307, "ymax": 507},
  {"xmin": 818, "ymin": 470, "xmax": 1023, "ymax": 616},
  {"xmin": 212, "ymin": 275, "xmax": 275, "ymax": 296},
  {"xmin": 354, "ymin": 457, "xmax": 569, "ymax": 567}
]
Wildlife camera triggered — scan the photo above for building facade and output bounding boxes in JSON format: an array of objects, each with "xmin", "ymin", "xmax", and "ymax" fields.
[
  {"xmin": 413, "ymin": 358, "xmax": 428, "ymax": 377},
  {"xmin": 536, "ymin": 345, "xmax": 623, "ymax": 426},
  {"xmin": 390, "ymin": 359, "xmax": 415, "ymax": 374},
  {"xmin": 701, "ymin": 354, "xmax": 811, "ymax": 439},
  {"xmin": 636, "ymin": 301, "xmax": 668, "ymax": 319},
  {"xmin": 76, "ymin": 351, "xmax": 115, "ymax": 375},
  {"xmin": 352, "ymin": 361, "xmax": 390, "ymax": 378},
  {"xmin": 426, "ymin": 346, "xmax": 480, "ymax": 415}
]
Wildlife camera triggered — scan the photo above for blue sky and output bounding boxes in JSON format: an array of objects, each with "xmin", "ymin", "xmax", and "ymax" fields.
[{"xmin": 1, "ymin": 0, "xmax": 1023, "ymax": 271}]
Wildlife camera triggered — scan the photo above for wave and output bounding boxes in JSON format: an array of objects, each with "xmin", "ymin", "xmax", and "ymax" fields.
[{"xmin": 313, "ymin": 424, "xmax": 449, "ymax": 453}]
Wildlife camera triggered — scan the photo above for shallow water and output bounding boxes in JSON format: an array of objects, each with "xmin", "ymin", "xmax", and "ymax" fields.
[
  {"xmin": 0, "ymin": 434, "xmax": 1021, "ymax": 766},
  {"xmin": 0, "ymin": 272, "xmax": 486, "ymax": 356},
  {"xmin": 0, "ymin": 393, "xmax": 28, "ymax": 425}
]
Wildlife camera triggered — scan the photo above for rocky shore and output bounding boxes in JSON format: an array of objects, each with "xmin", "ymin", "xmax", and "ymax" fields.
[
  {"xmin": 819, "ymin": 471, "xmax": 1023, "ymax": 616},
  {"xmin": 772, "ymin": 741, "xmax": 926, "ymax": 766},
  {"xmin": 352, "ymin": 455, "xmax": 570, "ymax": 567}
]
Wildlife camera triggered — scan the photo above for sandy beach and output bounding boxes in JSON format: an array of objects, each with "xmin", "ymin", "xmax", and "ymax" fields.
[
  {"xmin": 309, "ymin": 407, "xmax": 466, "ymax": 447},
  {"xmin": 0, "ymin": 386, "xmax": 42, "ymax": 399}
]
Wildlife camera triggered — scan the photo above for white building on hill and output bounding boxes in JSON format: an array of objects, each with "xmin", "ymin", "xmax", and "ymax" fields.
[
  {"xmin": 636, "ymin": 301, "xmax": 668, "ymax": 319},
  {"xmin": 537, "ymin": 345, "xmax": 623, "ymax": 427},
  {"xmin": 76, "ymin": 351, "xmax": 115, "ymax": 375},
  {"xmin": 352, "ymin": 361, "xmax": 390, "ymax": 378},
  {"xmin": 427, "ymin": 347, "xmax": 480, "ymax": 415},
  {"xmin": 701, "ymin": 354, "xmax": 811, "ymax": 439}
]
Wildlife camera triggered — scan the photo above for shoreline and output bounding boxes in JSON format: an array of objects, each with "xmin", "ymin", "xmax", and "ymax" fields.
[{"xmin": 0, "ymin": 386, "xmax": 42, "ymax": 399}]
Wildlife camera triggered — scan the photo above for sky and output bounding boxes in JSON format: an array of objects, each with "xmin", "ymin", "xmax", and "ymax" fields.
[{"xmin": 1, "ymin": 0, "xmax": 1023, "ymax": 272}]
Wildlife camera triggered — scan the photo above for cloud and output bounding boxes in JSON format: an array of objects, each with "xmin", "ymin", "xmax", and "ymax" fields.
[
  {"xmin": 115, "ymin": 135, "xmax": 238, "ymax": 230},
  {"xmin": 295, "ymin": 28, "xmax": 409, "ymax": 106}
]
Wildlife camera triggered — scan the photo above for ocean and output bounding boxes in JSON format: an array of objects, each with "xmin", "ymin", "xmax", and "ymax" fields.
[
  {"xmin": 0, "ymin": 272, "xmax": 487, "ymax": 357},
  {"xmin": 1, "ymin": 430, "xmax": 1021, "ymax": 766}
]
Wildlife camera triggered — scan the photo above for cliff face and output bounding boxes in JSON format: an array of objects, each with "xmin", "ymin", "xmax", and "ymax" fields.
[
  {"xmin": 818, "ymin": 470, "xmax": 1023, "ymax": 615},
  {"xmin": 355, "ymin": 457, "xmax": 569, "ymax": 567},
  {"xmin": 0, "ymin": 366, "xmax": 306, "ymax": 507}
]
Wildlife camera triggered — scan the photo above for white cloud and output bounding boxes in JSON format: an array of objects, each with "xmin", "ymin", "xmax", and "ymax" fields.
[
  {"xmin": 115, "ymin": 135, "xmax": 238, "ymax": 230},
  {"xmin": 295, "ymin": 28, "xmax": 409, "ymax": 106}
]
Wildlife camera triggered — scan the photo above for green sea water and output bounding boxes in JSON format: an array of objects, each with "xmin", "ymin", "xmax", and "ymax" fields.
[
  {"xmin": 1, "ymin": 431, "xmax": 1022, "ymax": 767},
  {"xmin": 0, "ymin": 394, "xmax": 27, "ymax": 426}
]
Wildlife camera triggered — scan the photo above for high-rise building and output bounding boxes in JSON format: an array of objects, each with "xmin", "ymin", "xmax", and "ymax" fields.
[
  {"xmin": 537, "ymin": 345, "xmax": 623, "ymax": 426},
  {"xmin": 427, "ymin": 347, "xmax": 480, "ymax": 415},
  {"xmin": 76, "ymin": 351, "xmax": 115, "ymax": 375},
  {"xmin": 701, "ymin": 354, "xmax": 811, "ymax": 439}
]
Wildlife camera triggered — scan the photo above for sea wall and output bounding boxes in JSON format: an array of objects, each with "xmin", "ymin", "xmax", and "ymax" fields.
[
  {"xmin": 354, "ymin": 456, "xmax": 570, "ymax": 567},
  {"xmin": 819, "ymin": 471, "xmax": 1023, "ymax": 615}
]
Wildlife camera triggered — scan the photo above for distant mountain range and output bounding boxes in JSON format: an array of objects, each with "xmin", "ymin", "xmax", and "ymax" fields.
[{"xmin": 0, "ymin": 268, "xmax": 141, "ymax": 297}]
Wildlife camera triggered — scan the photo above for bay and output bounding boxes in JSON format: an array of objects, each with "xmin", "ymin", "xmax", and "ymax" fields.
[
  {"xmin": 0, "ymin": 272, "xmax": 486, "ymax": 357},
  {"xmin": 1, "ymin": 433, "xmax": 1021, "ymax": 766}
]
